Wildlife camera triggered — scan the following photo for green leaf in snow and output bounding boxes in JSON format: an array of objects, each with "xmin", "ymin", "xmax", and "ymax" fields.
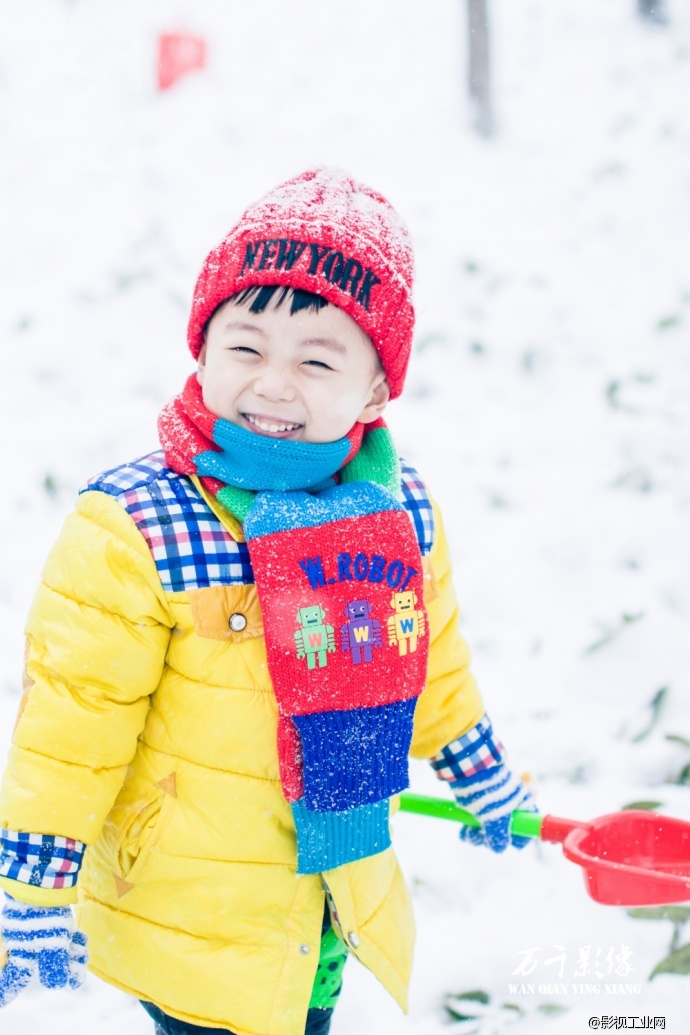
[{"xmin": 650, "ymin": 942, "xmax": 690, "ymax": 978}]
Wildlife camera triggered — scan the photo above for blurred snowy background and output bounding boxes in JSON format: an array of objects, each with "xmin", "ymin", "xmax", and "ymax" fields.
[{"xmin": 1, "ymin": 0, "xmax": 689, "ymax": 1031}]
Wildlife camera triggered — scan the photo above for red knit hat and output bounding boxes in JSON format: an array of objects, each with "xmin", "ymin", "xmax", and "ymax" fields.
[{"xmin": 187, "ymin": 168, "xmax": 415, "ymax": 399}]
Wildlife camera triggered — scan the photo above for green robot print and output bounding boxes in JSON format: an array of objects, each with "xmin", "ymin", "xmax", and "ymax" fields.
[{"xmin": 294, "ymin": 604, "xmax": 336, "ymax": 669}]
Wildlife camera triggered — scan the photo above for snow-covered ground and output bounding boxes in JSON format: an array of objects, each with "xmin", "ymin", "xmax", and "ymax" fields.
[{"xmin": 1, "ymin": 1, "xmax": 689, "ymax": 1031}]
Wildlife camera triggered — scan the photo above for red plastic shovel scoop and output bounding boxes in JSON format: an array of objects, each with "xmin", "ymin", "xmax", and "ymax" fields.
[{"xmin": 399, "ymin": 793, "xmax": 690, "ymax": 907}]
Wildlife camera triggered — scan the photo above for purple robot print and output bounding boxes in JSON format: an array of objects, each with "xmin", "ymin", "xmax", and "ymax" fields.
[{"xmin": 340, "ymin": 599, "xmax": 383, "ymax": 665}]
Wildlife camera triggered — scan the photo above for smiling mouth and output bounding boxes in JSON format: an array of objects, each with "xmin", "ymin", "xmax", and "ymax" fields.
[{"xmin": 243, "ymin": 413, "xmax": 304, "ymax": 437}]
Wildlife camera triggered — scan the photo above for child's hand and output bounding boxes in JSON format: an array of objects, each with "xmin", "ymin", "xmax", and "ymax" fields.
[
  {"xmin": 452, "ymin": 764, "xmax": 538, "ymax": 853},
  {"xmin": 0, "ymin": 894, "xmax": 88, "ymax": 1007},
  {"xmin": 429, "ymin": 714, "xmax": 538, "ymax": 853}
]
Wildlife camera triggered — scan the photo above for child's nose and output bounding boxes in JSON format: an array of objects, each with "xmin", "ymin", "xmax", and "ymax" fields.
[{"xmin": 253, "ymin": 365, "xmax": 296, "ymax": 402}]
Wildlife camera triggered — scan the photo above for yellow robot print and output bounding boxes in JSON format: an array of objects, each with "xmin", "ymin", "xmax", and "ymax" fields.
[{"xmin": 387, "ymin": 591, "xmax": 426, "ymax": 656}]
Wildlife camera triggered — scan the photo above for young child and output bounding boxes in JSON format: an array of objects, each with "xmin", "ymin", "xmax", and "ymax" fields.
[{"xmin": 0, "ymin": 168, "xmax": 535, "ymax": 1035}]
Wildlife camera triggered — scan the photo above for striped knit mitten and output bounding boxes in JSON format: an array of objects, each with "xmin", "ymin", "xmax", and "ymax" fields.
[
  {"xmin": 0, "ymin": 894, "xmax": 88, "ymax": 1007},
  {"xmin": 430, "ymin": 714, "xmax": 538, "ymax": 853}
]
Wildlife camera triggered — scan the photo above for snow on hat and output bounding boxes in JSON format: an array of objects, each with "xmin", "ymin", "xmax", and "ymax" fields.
[{"xmin": 187, "ymin": 168, "xmax": 415, "ymax": 399}]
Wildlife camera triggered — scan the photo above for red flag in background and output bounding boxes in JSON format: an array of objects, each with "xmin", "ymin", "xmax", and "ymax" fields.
[{"xmin": 157, "ymin": 32, "xmax": 207, "ymax": 91}]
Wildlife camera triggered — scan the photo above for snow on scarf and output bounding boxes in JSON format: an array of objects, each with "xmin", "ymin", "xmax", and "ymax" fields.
[{"xmin": 159, "ymin": 375, "xmax": 428, "ymax": 872}]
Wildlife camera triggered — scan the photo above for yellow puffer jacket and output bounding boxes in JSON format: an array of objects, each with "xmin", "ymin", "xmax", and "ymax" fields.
[{"xmin": 0, "ymin": 455, "xmax": 484, "ymax": 1035}]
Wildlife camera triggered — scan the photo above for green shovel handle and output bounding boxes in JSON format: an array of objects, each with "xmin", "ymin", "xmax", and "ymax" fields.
[{"xmin": 398, "ymin": 791, "xmax": 543, "ymax": 840}]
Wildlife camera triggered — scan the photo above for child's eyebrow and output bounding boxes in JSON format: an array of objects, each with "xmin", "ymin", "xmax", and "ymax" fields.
[
  {"xmin": 301, "ymin": 337, "xmax": 347, "ymax": 356},
  {"xmin": 223, "ymin": 320, "xmax": 266, "ymax": 335}
]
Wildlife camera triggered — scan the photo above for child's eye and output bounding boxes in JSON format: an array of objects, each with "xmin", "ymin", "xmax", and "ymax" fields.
[
  {"xmin": 230, "ymin": 346, "xmax": 260, "ymax": 355},
  {"xmin": 304, "ymin": 360, "xmax": 333, "ymax": 371}
]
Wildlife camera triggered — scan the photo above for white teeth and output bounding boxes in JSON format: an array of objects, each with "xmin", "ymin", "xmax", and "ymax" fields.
[{"xmin": 246, "ymin": 415, "xmax": 300, "ymax": 433}]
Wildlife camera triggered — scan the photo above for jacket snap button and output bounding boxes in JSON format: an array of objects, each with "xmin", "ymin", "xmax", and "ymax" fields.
[
  {"xmin": 299, "ymin": 944, "xmax": 310, "ymax": 955},
  {"xmin": 348, "ymin": 932, "xmax": 360, "ymax": 949},
  {"xmin": 228, "ymin": 613, "xmax": 247, "ymax": 632}
]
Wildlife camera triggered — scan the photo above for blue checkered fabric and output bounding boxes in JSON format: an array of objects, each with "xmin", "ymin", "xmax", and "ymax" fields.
[
  {"xmin": 81, "ymin": 451, "xmax": 169, "ymax": 495},
  {"xmin": 81, "ymin": 451, "xmax": 252, "ymax": 593},
  {"xmin": 0, "ymin": 830, "xmax": 85, "ymax": 890},
  {"xmin": 429, "ymin": 714, "xmax": 506, "ymax": 782},
  {"xmin": 399, "ymin": 459, "xmax": 434, "ymax": 557},
  {"xmin": 81, "ymin": 452, "xmax": 435, "ymax": 592}
]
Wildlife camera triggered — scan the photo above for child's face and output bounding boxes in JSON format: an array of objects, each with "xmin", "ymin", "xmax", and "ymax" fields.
[{"xmin": 197, "ymin": 294, "xmax": 389, "ymax": 443}]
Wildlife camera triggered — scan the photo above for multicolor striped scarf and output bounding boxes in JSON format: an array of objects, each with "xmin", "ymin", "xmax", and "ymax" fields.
[{"xmin": 159, "ymin": 375, "xmax": 429, "ymax": 873}]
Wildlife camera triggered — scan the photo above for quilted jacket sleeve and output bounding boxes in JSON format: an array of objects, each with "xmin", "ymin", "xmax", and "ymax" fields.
[
  {"xmin": 0, "ymin": 489, "xmax": 174, "ymax": 903},
  {"xmin": 409, "ymin": 500, "xmax": 485, "ymax": 758}
]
